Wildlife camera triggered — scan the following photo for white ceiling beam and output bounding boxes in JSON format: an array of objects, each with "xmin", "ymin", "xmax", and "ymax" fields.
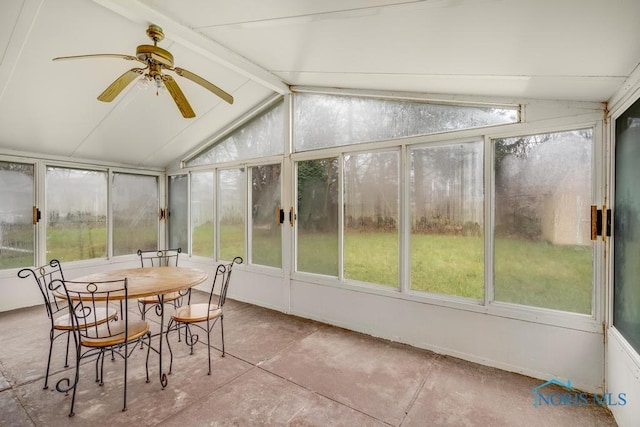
[
  {"xmin": 0, "ymin": 0, "xmax": 45, "ymax": 103},
  {"xmin": 92, "ymin": 0, "xmax": 290, "ymax": 94}
]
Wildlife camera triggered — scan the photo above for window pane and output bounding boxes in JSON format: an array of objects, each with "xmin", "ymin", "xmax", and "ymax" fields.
[
  {"xmin": 251, "ymin": 164, "xmax": 281, "ymax": 268},
  {"xmin": 494, "ymin": 130, "xmax": 593, "ymax": 313},
  {"xmin": 112, "ymin": 173, "xmax": 158, "ymax": 255},
  {"xmin": 46, "ymin": 167, "xmax": 107, "ymax": 261},
  {"xmin": 191, "ymin": 172, "xmax": 214, "ymax": 257},
  {"xmin": 614, "ymin": 99, "xmax": 640, "ymax": 352},
  {"xmin": 218, "ymin": 168, "xmax": 245, "ymax": 260},
  {"xmin": 294, "ymin": 93, "xmax": 518, "ymax": 152},
  {"xmin": 0, "ymin": 161, "xmax": 34, "ymax": 269},
  {"xmin": 344, "ymin": 151, "xmax": 398, "ymax": 286},
  {"xmin": 187, "ymin": 100, "xmax": 284, "ymax": 166},
  {"xmin": 168, "ymin": 174, "xmax": 188, "ymax": 250},
  {"xmin": 297, "ymin": 158, "xmax": 339, "ymax": 276},
  {"xmin": 410, "ymin": 142, "xmax": 484, "ymax": 298}
]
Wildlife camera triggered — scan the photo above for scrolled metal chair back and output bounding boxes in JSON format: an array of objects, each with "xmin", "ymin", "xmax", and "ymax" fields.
[
  {"xmin": 208, "ymin": 256, "xmax": 243, "ymax": 308},
  {"xmin": 137, "ymin": 248, "xmax": 181, "ymax": 267},
  {"xmin": 61, "ymin": 278, "xmax": 128, "ymax": 340},
  {"xmin": 18, "ymin": 259, "xmax": 66, "ymax": 321}
]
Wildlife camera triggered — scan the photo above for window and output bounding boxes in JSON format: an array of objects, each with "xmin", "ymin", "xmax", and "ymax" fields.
[
  {"xmin": 250, "ymin": 164, "xmax": 282, "ymax": 268},
  {"xmin": 168, "ymin": 174, "xmax": 188, "ymax": 250},
  {"xmin": 493, "ymin": 130, "xmax": 593, "ymax": 313},
  {"xmin": 218, "ymin": 168, "xmax": 245, "ymax": 261},
  {"xmin": 186, "ymin": 99, "xmax": 284, "ymax": 166},
  {"xmin": 296, "ymin": 158, "xmax": 339, "ymax": 276},
  {"xmin": 410, "ymin": 142, "xmax": 484, "ymax": 299},
  {"xmin": 0, "ymin": 161, "xmax": 34, "ymax": 269},
  {"xmin": 191, "ymin": 171, "xmax": 214, "ymax": 257},
  {"xmin": 46, "ymin": 167, "xmax": 107, "ymax": 262},
  {"xmin": 112, "ymin": 173, "xmax": 158, "ymax": 255},
  {"xmin": 344, "ymin": 151, "xmax": 399, "ymax": 286},
  {"xmin": 294, "ymin": 93, "xmax": 519, "ymax": 152},
  {"xmin": 614, "ymin": 98, "xmax": 640, "ymax": 351}
]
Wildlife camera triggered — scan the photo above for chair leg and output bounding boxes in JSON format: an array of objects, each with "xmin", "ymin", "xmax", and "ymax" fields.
[
  {"xmin": 43, "ymin": 330, "xmax": 55, "ymax": 390},
  {"xmin": 64, "ymin": 330, "xmax": 71, "ymax": 368},
  {"xmin": 187, "ymin": 324, "xmax": 195, "ymax": 355},
  {"xmin": 207, "ymin": 319, "xmax": 211, "ymax": 376},
  {"xmin": 220, "ymin": 315, "xmax": 225, "ymax": 357},
  {"xmin": 122, "ymin": 341, "xmax": 128, "ymax": 412},
  {"xmin": 99, "ymin": 350, "xmax": 107, "ymax": 385},
  {"xmin": 68, "ymin": 358, "xmax": 80, "ymax": 416},
  {"xmin": 64, "ymin": 342, "xmax": 82, "ymax": 417},
  {"xmin": 144, "ymin": 332, "xmax": 152, "ymax": 383}
]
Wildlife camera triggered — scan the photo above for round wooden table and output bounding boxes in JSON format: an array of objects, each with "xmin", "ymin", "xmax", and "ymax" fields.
[
  {"xmin": 71, "ymin": 266, "xmax": 208, "ymax": 388},
  {"xmin": 69, "ymin": 267, "xmax": 208, "ymax": 299}
]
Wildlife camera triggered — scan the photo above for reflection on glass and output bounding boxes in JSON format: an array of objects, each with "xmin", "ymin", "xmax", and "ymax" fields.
[
  {"xmin": 344, "ymin": 151, "xmax": 398, "ymax": 286},
  {"xmin": 46, "ymin": 167, "xmax": 107, "ymax": 261},
  {"xmin": 297, "ymin": 158, "xmax": 339, "ymax": 276},
  {"xmin": 168, "ymin": 175, "xmax": 188, "ymax": 251},
  {"xmin": 294, "ymin": 93, "xmax": 518, "ymax": 152},
  {"xmin": 218, "ymin": 168, "xmax": 245, "ymax": 260},
  {"xmin": 112, "ymin": 173, "xmax": 158, "ymax": 256},
  {"xmin": 0, "ymin": 161, "xmax": 34, "ymax": 268},
  {"xmin": 191, "ymin": 172, "xmax": 214, "ymax": 257},
  {"xmin": 251, "ymin": 164, "xmax": 281, "ymax": 267},
  {"xmin": 614, "ymin": 99, "xmax": 640, "ymax": 352},
  {"xmin": 410, "ymin": 143, "xmax": 484, "ymax": 298},
  {"xmin": 494, "ymin": 130, "xmax": 593, "ymax": 313},
  {"xmin": 187, "ymin": 100, "xmax": 284, "ymax": 166}
]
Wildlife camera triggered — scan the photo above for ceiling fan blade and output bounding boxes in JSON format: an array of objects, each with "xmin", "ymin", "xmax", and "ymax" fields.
[
  {"xmin": 172, "ymin": 67, "xmax": 234, "ymax": 104},
  {"xmin": 163, "ymin": 75, "xmax": 196, "ymax": 118},
  {"xmin": 97, "ymin": 68, "xmax": 144, "ymax": 102},
  {"xmin": 53, "ymin": 53, "xmax": 146, "ymax": 65}
]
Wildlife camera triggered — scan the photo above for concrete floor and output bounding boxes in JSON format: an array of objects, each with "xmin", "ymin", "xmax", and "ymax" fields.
[{"xmin": 0, "ymin": 290, "xmax": 617, "ymax": 426}]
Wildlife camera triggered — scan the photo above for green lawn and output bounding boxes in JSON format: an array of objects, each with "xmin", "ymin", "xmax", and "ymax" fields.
[{"xmin": 299, "ymin": 232, "xmax": 592, "ymax": 314}]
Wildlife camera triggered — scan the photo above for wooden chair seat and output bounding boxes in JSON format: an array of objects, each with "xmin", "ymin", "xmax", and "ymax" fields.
[
  {"xmin": 82, "ymin": 320, "xmax": 149, "ymax": 348},
  {"xmin": 53, "ymin": 307, "xmax": 117, "ymax": 331},
  {"xmin": 138, "ymin": 291, "xmax": 183, "ymax": 305},
  {"xmin": 172, "ymin": 304, "xmax": 222, "ymax": 323}
]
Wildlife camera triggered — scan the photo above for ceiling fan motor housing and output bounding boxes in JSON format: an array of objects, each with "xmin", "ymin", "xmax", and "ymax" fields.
[{"xmin": 136, "ymin": 45, "xmax": 174, "ymax": 67}]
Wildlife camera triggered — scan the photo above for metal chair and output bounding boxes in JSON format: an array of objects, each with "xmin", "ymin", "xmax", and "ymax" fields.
[
  {"xmin": 52, "ymin": 277, "xmax": 151, "ymax": 417},
  {"xmin": 136, "ymin": 248, "xmax": 187, "ymax": 319},
  {"xmin": 166, "ymin": 256, "xmax": 242, "ymax": 375},
  {"xmin": 17, "ymin": 260, "xmax": 117, "ymax": 390}
]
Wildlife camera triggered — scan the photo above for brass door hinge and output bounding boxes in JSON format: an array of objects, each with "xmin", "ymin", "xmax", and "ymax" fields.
[
  {"xmin": 32, "ymin": 206, "xmax": 41, "ymax": 224},
  {"xmin": 591, "ymin": 205, "xmax": 611, "ymax": 240},
  {"xmin": 276, "ymin": 207, "xmax": 284, "ymax": 225},
  {"xmin": 289, "ymin": 207, "xmax": 296, "ymax": 227}
]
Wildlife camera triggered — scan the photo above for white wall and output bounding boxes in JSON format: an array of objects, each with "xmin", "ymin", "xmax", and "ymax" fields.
[{"xmin": 607, "ymin": 329, "xmax": 640, "ymax": 426}]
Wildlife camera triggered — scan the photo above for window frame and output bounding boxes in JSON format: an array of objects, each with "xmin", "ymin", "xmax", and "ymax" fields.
[
  {"xmin": 0, "ymin": 154, "xmax": 165, "ymax": 276},
  {"xmin": 289, "ymin": 119, "xmax": 604, "ymax": 332}
]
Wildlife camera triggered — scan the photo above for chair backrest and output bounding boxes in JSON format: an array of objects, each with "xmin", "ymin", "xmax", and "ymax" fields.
[
  {"xmin": 208, "ymin": 257, "xmax": 243, "ymax": 308},
  {"xmin": 137, "ymin": 248, "xmax": 181, "ymax": 267},
  {"xmin": 54, "ymin": 278, "xmax": 129, "ymax": 342},
  {"xmin": 18, "ymin": 259, "xmax": 67, "ymax": 322}
]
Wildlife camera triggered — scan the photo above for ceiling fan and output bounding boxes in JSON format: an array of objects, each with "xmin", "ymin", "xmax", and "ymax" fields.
[{"xmin": 53, "ymin": 24, "xmax": 234, "ymax": 118}]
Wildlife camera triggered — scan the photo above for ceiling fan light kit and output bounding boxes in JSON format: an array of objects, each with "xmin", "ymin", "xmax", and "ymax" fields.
[{"xmin": 52, "ymin": 24, "xmax": 233, "ymax": 118}]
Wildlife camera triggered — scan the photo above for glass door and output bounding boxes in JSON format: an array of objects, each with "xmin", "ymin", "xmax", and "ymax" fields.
[{"xmin": 613, "ymin": 97, "xmax": 640, "ymax": 353}]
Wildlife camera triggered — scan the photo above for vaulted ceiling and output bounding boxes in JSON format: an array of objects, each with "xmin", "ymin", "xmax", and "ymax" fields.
[{"xmin": 1, "ymin": 0, "xmax": 639, "ymax": 168}]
